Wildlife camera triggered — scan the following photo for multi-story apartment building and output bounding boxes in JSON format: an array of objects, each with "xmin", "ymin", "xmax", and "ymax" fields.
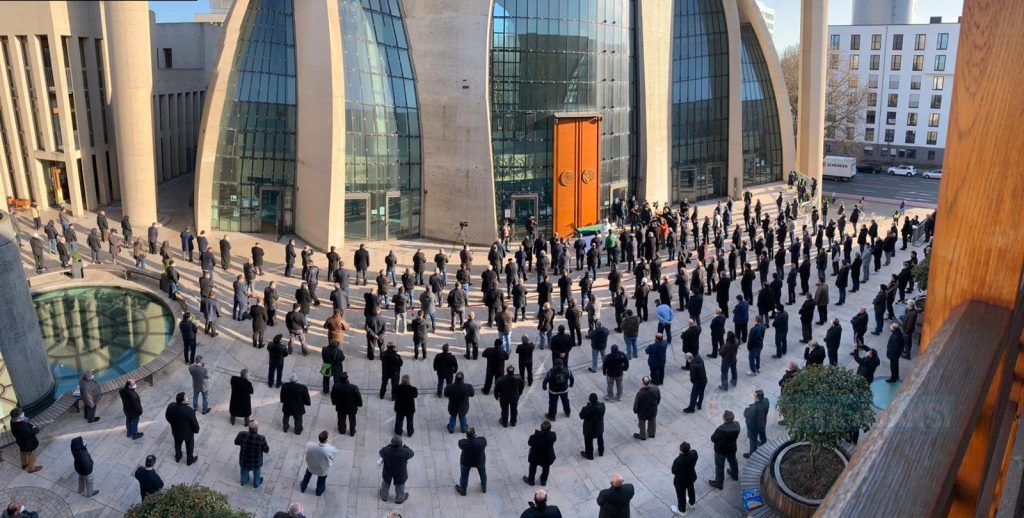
[
  {"xmin": 827, "ymin": 17, "xmax": 958, "ymax": 168},
  {"xmin": 0, "ymin": 1, "xmax": 220, "ymax": 219}
]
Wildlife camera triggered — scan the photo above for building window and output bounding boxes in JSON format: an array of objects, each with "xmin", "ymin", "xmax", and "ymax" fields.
[
  {"xmin": 866, "ymin": 110, "xmax": 876, "ymax": 124},
  {"xmin": 867, "ymin": 92, "xmax": 877, "ymax": 106},
  {"xmin": 850, "ymin": 34, "xmax": 861, "ymax": 50},
  {"xmin": 892, "ymin": 34, "xmax": 903, "ymax": 50},
  {"xmin": 890, "ymin": 55, "xmax": 902, "ymax": 71},
  {"xmin": 933, "ymin": 76, "xmax": 945, "ymax": 90},
  {"xmin": 934, "ymin": 55, "xmax": 947, "ymax": 71},
  {"xmin": 160, "ymin": 48, "xmax": 173, "ymax": 69},
  {"xmin": 915, "ymin": 34, "xmax": 926, "ymax": 50},
  {"xmin": 829, "ymin": 53, "xmax": 839, "ymax": 69},
  {"xmin": 886, "ymin": 111, "xmax": 897, "ymax": 125},
  {"xmin": 931, "ymin": 95, "xmax": 942, "ymax": 109},
  {"xmin": 912, "ymin": 55, "xmax": 923, "ymax": 71},
  {"xmin": 888, "ymin": 75, "xmax": 900, "ymax": 89},
  {"xmin": 928, "ymin": 150, "xmax": 936, "ymax": 160},
  {"xmin": 864, "ymin": 146, "xmax": 874, "ymax": 156},
  {"xmin": 740, "ymin": 24, "xmax": 784, "ymax": 188},
  {"xmin": 910, "ymin": 75, "xmax": 922, "ymax": 90},
  {"xmin": 937, "ymin": 33, "xmax": 949, "ymax": 50},
  {"xmin": 870, "ymin": 54, "xmax": 880, "ymax": 70},
  {"xmin": 907, "ymin": 112, "xmax": 918, "ymax": 126},
  {"xmin": 927, "ymin": 131, "xmax": 938, "ymax": 145},
  {"xmin": 898, "ymin": 149, "xmax": 906, "ymax": 158},
  {"xmin": 830, "ymin": 34, "xmax": 840, "ymax": 49},
  {"xmin": 871, "ymin": 33, "xmax": 882, "ymax": 50},
  {"xmin": 929, "ymin": 113, "xmax": 940, "ymax": 127},
  {"xmin": 909, "ymin": 94, "xmax": 920, "ymax": 108},
  {"xmin": 864, "ymin": 129, "xmax": 875, "ymax": 141},
  {"xmin": 907, "ymin": 149, "xmax": 917, "ymax": 159},
  {"xmin": 849, "ymin": 55, "xmax": 860, "ymax": 70},
  {"xmin": 849, "ymin": 75, "xmax": 859, "ymax": 88},
  {"xmin": 905, "ymin": 130, "xmax": 916, "ymax": 144},
  {"xmin": 868, "ymin": 74, "xmax": 879, "ymax": 88},
  {"xmin": 884, "ymin": 129, "xmax": 895, "ymax": 143},
  {"xmin": 887, "ymin": 94, "xmax": 899, "ymax": 108}
]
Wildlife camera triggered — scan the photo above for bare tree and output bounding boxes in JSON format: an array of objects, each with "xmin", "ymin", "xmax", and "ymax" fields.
[
  {"xmin": 824, "ymin": 49, "xmax": 870, "ymax": 156},
  {"xmin": 780, "ymin": 45, "xmax": 799, "ymax": 134}
]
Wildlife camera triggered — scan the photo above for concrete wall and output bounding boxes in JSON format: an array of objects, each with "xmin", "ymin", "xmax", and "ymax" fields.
[
  {"xmin": 636, "ymin": 0, "xmax": 672, "ymax": 206},
  {"xmin": 404, "ymin": 0, "xmax": 497, "ymax": 245},
  {"xmin": 0, "ymin": 211, "xmax": 54, "ymax": 408},
  {"xmin": 293, "ymin": 0, "xmax": 347, "ymax": 250},
  {"xmin": 723, "ymin": 0, "xmax": 745, "ymax": 199}
]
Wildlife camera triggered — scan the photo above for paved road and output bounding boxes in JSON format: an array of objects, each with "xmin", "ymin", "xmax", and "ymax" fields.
[{"xmin": 824, "ymin": 172, "xmax": 940, "ymax": 205}]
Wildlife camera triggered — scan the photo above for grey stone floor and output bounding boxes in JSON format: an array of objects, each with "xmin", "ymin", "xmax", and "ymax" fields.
[{"xmin": 0, "ymin": 179, "xmax": 930, "ymax": 517}]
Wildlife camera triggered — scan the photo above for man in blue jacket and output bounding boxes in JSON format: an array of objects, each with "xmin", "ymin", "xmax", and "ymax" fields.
[
  {"xmin": 645, "ymin": 333, "xmax": 668, "ymax": 385},
  {"xmin": 655, "ymin": 298, "xmax": 674, "ymax": 343},
  {"xmin": 733, "ymin": 295, "xmax": 749, "ymax": 343},
  {"xmin": 747, "ymin": 316, "xmax": 766, "ymax": 376}
]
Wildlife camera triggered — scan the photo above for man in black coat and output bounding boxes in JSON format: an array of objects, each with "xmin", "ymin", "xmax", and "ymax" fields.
[
  {"xmin": 481, "ymin": 340, "xmax": 510, "ymax": 394},
  {"xmin": 680, "ymin": 320, "xmax": 702, "ymax": 361},
  {"xmin": 853, "ymin": 344, "xmax": 881, "ymax": 382},
  {"xmin": 379, "ymin": 435, "xmax": 414, "ymax": 504},
  {"xmin": 433, "ymin": 343, "xmax": 459, "ymax": 397},
  {"xmin": 10, "ymin": 408, "xmax": 43, "ymax": 472},
  {"xmin": 445, "ymin": 372, "xmax": 475, "ymax": 433},
  {"xmin": 633, "ymin": 376, "xmax": 661, "ymax": 440},
  {"xmin": 455, "ymin": 427, "xmax": 488, "ymax": 495},
  {"xmin": 521, "ymin": 490, "xmax": 562, "ymax": 518},
  {"xmin": 229, "ymin": 369, "xmax": 254, "ymax": 426},
  {"xmin": 330, "ymin": 372, "xmax": 362, "ymax": 436},
  {"xmin": 179, "ymin": 312, "xmax": 198, "ymax": 364},
  {"xmin": 579, "ymin": 393, "xmax": 605, "ymax": 460},
  {"xmin": 380, "ymin": 342, "xmax": 403, "ymax": 400},
  {"xmin": 267, "ymin": 334, "xmax": 289, "ymax": 387},
  {"xmin": 164, "ymin": 392, "xmax": 200, "ymax": 464},
  {"xmin": 886, "ymin": 323, "xmax": 905, "ymax": 382},
  {"xmin": 682, "ymin": 354, "xmax": 707, "ymax": 413},
  {"xmin": 219, "ymin": 236, "xmax": 231, "ymax": 270},
  {"xmin": 708, "ymin": 410, "xmax": 741, "ymax": 490},
  {"xmin": 549, "ymin": 325, "xmax": 574, "ymax": 366},
  {"xmin": 596, "ymin": 473, "xmax": 635, "ymax": 518},
  {"xmin": 671, "ymin": 442, "xmax": 698, "ymax": 514},
  {"xmin": 523, "ymin": 420, "xmax": 557, "ymax": 486},
  {"xmin": 463, "ymin": 311, "xmax": 481, "ymax": 359},
  {"xmin": 823, "ymin": 319, "xmax": 843, "ymax": 365},
  {"xmin": 851, "ymin": 307, "xmax": 869, "ymax": 344},
  {"xmin": 250, "ymin": 300, "xmax": 269, "ymax": 349},
  {"xmin": 354, "ymin": 244, "xmax": 370, "ymax": 285},
  {"xmin": 798, "ymin": 293, "xmax": 815, "ymax": 343},
  {"xmin": 280, "ymin": 374, "xmax": 311, "ymax": 434},
  {"xmin": 494, "ymin": 365, "xmax": 525, "ymax": 427},
  {"xmin": 119, "ymin": 380, "xmax": 145, "ymax": 440},
  {"xmin": 393, "ymin": 374, "xmax": 418, "ymax": 437}
]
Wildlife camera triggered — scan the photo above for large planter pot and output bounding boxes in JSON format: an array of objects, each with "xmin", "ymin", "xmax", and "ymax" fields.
[{"xmin": 760, "ymin": 441, "xmax": 850, "ymax": 518}]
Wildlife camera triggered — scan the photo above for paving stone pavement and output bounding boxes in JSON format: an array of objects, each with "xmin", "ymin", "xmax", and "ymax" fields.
[{"xmin": 0, "ymin": 179, "xmax": 932, "ymax": 517}]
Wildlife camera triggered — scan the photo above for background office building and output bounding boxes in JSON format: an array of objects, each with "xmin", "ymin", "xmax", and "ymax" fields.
[
  {"xmin": 194, "ymin": 0, "xmax": 793, "ymax": 247},
  {"xmin": 0, "ymin": 1, "xmax": 220, "ymax": 221},
  {"xmin": 755, "ymin": 0, "xmax": 776, "ymax": 40},
  {"xmin": 826, "ymin": 16, "xmax": 958, "ymax": 167}
]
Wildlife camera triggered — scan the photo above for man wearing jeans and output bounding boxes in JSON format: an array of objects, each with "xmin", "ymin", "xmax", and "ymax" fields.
[
  {"xmin": 188, "ymin": 357, "xmax": 211, "ymax": 414},
  {"xmin": 589, "ymin": 321, "xmax": 609, "ymax": 373},
  {"xmin": 119, "ymin": 380, "xmax": 145, "ymax": 440},
  {"xmin": 234, "ymin": 421, "xmax": 269, "ymax": 488},
  {"xmin": 655, "ymin": 299, "xmax": 673, "ymax": 343},
  {"xmin": 621, "ymin": 310, "xmax": 641, "ymax": 358},
  {"xmin": 301, "ymin": 431, "xmax": 338, "ymax": 496},
  {"xmin": 602, "ymin": 345, "xmax": 629, "ymax": 401},
  {"xmin": 708, "ymin": 411, "xmax": 741, "ymax": 490},
  {"xmin": 537, "ymin": 302, "xmax": 554, "ymax": 350},
  {"xmin": 455, "ymin": 428, "xmax": 487, "ymax": 495}
]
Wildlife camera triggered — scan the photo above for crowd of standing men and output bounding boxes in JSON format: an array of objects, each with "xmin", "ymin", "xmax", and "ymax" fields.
[{"xmin": 7, "ymin": 189, "xmax": 932, "ymax": 517}]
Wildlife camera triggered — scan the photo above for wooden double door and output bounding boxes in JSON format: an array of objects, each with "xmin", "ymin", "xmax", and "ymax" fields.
[{"xmin": 552, "ymin": 115, "xmax": 601, "ymax": 238}]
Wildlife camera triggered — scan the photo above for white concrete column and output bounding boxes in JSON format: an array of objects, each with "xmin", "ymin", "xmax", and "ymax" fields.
[
  {"xmin": 797, "ymin": 0, "xmax": 829, "ymax": 207},
  {"xmin": 103, "ymin": 0, "xmax": 157, "ymax": 224},
  {"xmin": 636, "ymin": 0, "xmax": 673, "ymax": 206},
  {"xmin": 724, "ymin": 0, "xmax": 744, "ymax": 200}
]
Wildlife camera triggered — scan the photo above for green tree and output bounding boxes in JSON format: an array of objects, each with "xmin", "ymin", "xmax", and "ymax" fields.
[
  {"xmin": 125, "ymin": 484, "xmax": 254, "ymax": 518},
  {"xmin": 777, "ymin": 365, "xmax": 875, "ymax": 468},
  {"xmin": 912, "ymin": 255, "xmax": 930, "ymax": 291}
]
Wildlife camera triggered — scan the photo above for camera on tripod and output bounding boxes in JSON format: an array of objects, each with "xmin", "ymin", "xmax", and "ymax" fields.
[{"xmin": 458, "ymin": 221, "xmax": 469, "ymax": 228}]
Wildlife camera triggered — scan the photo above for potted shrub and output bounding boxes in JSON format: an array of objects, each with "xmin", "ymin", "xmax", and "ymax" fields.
[
  {"xmin": 911, "ymin": 255, "xmax": 930, "ymax": 291},
  {"xmin": 125, "ymin": 484, "xmax": 254, "ymax": 518},
  {"xmin": 764, "ymin": 365, "xmax": 875, "ymax": 517}
]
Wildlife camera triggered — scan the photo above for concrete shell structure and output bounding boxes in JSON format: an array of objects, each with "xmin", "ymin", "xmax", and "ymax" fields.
[{"xmin": 195, "ymin": 0, "xmax": 794, "ymax": 247}]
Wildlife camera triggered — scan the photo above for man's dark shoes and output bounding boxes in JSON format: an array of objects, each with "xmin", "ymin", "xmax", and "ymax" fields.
[
  {"xmin": 455, "ymin": 485, "xmax": 466, "ymax": 496},
  {"xmin": 187, "ymin": 456, "xmax": 199, "ymax": 466},
  {"xmin": 743, "ymin": 453, "xmax": 752, "ymax": 459},
  {"xmin": 523, "ymin": 476, "xmax": 535, "ymax": 486},
  {"xmin": 581, "ymin": 451, "xmax": 593, "ymax": 460}
]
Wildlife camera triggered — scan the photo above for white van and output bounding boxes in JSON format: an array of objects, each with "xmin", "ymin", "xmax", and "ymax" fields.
[{"xmin": 822, "ymin": 156, "xmax": 857, "ymax": 181}]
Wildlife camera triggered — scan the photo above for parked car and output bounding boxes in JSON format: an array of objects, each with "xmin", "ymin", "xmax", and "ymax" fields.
[
  {"xmin": 856, "ymin": 163, "xmax": 881, "ymax": 175},
  {"xmin": 922, "ymin": 169, "xmax": 943, "ymax": 179},
  {"xmin": 887, "ymin": 165, "xmax": 917, "ymax": 176}
]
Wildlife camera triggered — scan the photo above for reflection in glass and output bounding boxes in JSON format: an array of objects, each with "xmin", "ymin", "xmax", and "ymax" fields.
[
  {"xmin": 31, "ymin": 287, "xmax": 175, "ymax": 401},
  {"xmin": 211, "ymin": 0, "xmax": 297, "ymax": 233},
  {"xmin": 490, "ymin": 0, "xmax": 637, "ymax": 233},
  {"xmin": 339, "ymin": 0, "xmax": 421, "ymax": 241},
  {"xmin": 671, "ymin": 0, "xmax": 729, "ymax": 203},
  {"xmin": 740, "ymin": 24, "xmax": 783, "ymax": 187}
]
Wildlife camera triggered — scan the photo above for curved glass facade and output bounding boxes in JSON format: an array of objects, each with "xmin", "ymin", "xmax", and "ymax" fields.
[
  {"xmin": 339, "ymin": 0, "xmax": 421, "ymax": 241},
  {"xmin": 211, "ymin": 0, "xmax": 297, "ymax": 233},
  {"xmin": 670, "ymin": 0, "xmax": 729, "ymax": 203},
  {"xmin": 490, "ymin": 0, "xmax": 637, "ymax": 232},
  {"xmin": 740, "ymin": 24, "xmax": 783, "ymax": 186}
]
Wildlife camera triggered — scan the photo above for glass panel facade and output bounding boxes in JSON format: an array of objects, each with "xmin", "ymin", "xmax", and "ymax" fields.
[
  {"xmin": 339, "ymin": 0, "xmax": 421, "ymax": 241},
  {"xmin": 740, "ymin": 24, "xmax": 783, "ymax": 187},
  {"xmin": 670, "ymin": 0, "xmax": 728, "ymax": 203},
  {"xmin": 490, "ymin": 0, "xmax": 637, "ymax": 232},
  {"xmin": 211, "ymin": 0, "xmax": 297, "ymax": 233}
]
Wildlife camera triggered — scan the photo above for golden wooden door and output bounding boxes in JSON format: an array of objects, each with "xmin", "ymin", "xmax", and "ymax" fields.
[{"xmin": 552, "ymin": 115, "xmax": 601, "ymax": 238}]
